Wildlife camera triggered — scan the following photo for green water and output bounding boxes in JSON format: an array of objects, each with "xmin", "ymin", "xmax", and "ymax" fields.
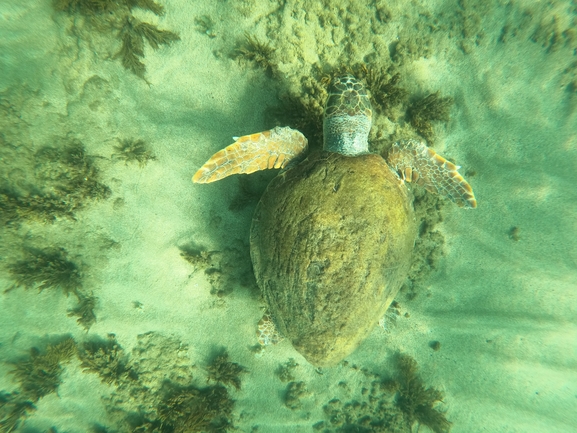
[{"xmin": 1, "ymin": 1, "xmax": 576, "ymax": 432}]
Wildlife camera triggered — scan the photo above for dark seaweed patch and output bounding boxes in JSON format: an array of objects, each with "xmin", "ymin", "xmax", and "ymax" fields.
[
  {"xmin": 78, "ymin": 334, "xmax": 136, "ymax": 385},
  {"xmin": 317, "ymin": 354, "xmax": 451, "ymax": 432},
  {"xmin": 0, "ymin": 140, "xmax": 110, "ymax": 226},
  {"xmin": 156, "ymin": 384, "xmax": 234, "ymax": 433},
  {"xmin": 113, "ymin": 138, "xmax": 156, "ymax": 166},
  {"xmin": 53, "ymin": 0, "xmax": 179, "ymax": 80},
  {"xmin": 68, "ymin": 293, "xmax": 98, "ymax": 331},
  {"xmin": 395, "ymin": 354, "xmax": 451, "ymax": 433},
  {"xmin": 206, "ymin": 350, "xmax": 247, "ymax": 390},
  {"xmin": 407, "ymin": 92, "xmax": 454, "ymax": 143},
  {"xmin": 236, "ymin": 33, "xmax": 277, "ymax": 76},
  {"xmin": 7, "ymin": 247, "xmax": 82, "ymax": 297},
  {"xmin": 9, "ymin": 338, "xmax": 77, "ymax": 401}
]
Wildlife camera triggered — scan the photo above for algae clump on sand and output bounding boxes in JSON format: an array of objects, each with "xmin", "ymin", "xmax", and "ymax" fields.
[
  {"xmin": 316, "ymin": 354, "xmax": 451, "ymax": 433},
  {"xmin": 5, "ymin": 245, "xmax": 99, "ymax": 331},
  {"xmin": 0, "ymin": 140, "xmax": 111, "ymax": 225},
  {"xmin": 0, "ymin": 338, "xmax": 77, "ymax": 431},
  {"xmin": 52, "ymin": 0, "xmax": 180, "ymax": 80},
  {"xmin": 113, "ymin": 138, "xmax": 156, "ymax": 166},
  {"xmin": 206, "ymin": 350, "xmax": 247, "ymax": 390},
  {"xmin": 7, "ymin": 247, "xmax": 82, "ymax": 297},
  {"xmin": 407, "ymin": 92, "xmax": 454, "ymax": 143}
]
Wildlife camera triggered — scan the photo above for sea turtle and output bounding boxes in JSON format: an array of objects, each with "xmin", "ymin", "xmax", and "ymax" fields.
[{"xmin": 193, "ymin": 75, "xmax": 476, "ymax": 367}]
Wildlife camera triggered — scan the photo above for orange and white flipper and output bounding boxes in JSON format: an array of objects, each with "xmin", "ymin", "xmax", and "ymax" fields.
[
  {"xmin": 388, "ymin": 139, "xmax": 477, "ymax": 209},
  {"xmin": 257, "ymin": 313, "xmax": 283, "ymax": 346},
  {"xmin": 193, "ymin": 126, "xmax": 308, "ymax": 184}
]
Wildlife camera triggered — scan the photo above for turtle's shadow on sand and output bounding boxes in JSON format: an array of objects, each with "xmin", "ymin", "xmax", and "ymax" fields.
[{"xmin": 175, "ymin": 76, "xmax": 287, "ymax": 300}]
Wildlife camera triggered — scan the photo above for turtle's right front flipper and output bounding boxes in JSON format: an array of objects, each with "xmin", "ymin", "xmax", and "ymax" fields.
[
  {"xmin": 193, "ymin": 126, "xmax": 308, "ymax": 184},
  {"xmin": 388, "ymin": 139, "xmax": 477, "ymax": 209}
]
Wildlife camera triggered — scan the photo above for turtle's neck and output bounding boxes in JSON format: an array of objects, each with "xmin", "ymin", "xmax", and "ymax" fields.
[{"xmin": 323, "ymin": 113, "xmax": 371, "ymax": 155}]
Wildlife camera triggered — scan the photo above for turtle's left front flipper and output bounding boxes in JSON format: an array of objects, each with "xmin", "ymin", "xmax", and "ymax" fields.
[
  {"xmin": 193, "ymin": 126, "xmax": 308, "ymax": 184},
  {"xmin": 388, "ymin": 139, "xmax": 477, "ymax": 209}
]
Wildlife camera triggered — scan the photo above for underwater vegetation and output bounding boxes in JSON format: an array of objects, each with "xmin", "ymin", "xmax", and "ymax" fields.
[
  {"xmin": 1, "ymin": 333, "xmax": 240, "ymax": 432},
  {"xmin": 116, "ymin": 17, "xmax": 180, "ymax": 79},
  {"xmin": 54, "ymin": 0, "xmax": 164, "ymax": 15},
  {"xmin": 68, "ymin": 293, "xmax": 98, "ymax": 330},
  {"xmin": 0, "ymin": 338, "xmax": 75, "ymax": 431},
  {"xmin": 0, "ymin": 191, "xmax": 73, "ymax": 226},
  {"xmin": 79, "ymin": 334, "xmax": 240, "ymax": 432},
  {"xmin": 317, "ymin": 382, "xmax": 404, "ymax": 432},
  {"xmin": 179, "ymin": 245, "xmax": 217, "ymax": 273},
  {"xmin": 394, "ymin": 354, "xmax": 451, "ymax": 433},
  {"xmin": 0, "ymin": 336, "xmax": 134, "ymax": 431},
  {"xmin": 116, "ymin": 26, "xmax": 148, "ymax": 79},
  {"xmin": 7, "ymin": 247, "xmax": 82, "ymax": 297},
  {"xmin": 206, "ymin": 351, "xmax": 247, "ymax": 390},
  {"xmin": 194, "ymin": 15, "xmax": 217, "ymax": 38},
  {"xmin": 113, "ymin": 138, "xmax": 156, "ymax": 166},
  {"xmin": 0, "ymin": 391, "xmax": 36, "ymax": 433},
  {"xmin": 180, "ymin": 243, "xmax": 257, "ymax": 298},
  {"xmin": 78, "ymin": 334, "xmax": 134, "ymax": 385},
  {"xmin": 132, "ymin": 20, "xmax": 180, "ymax": 50},
  {"xmin": 156, "ymin": 384, "xmax": 234, "ymax": 433},
  {"xmin": 53, "ymin": 0, "xmax": 180, "ymax": 80},
  {"xmin": 0, "ymin": 333, "xmax": 244, "ymax": 432},
  {"xmin": 276, "ymin": 358, "xmax": 299, "ymax": 383},
  {"xmin": 5, "ymin": 245, "xmax": 101, "ymax": 331},
  {"xmin": 8, "ymin": 338, "xmax": 77, "ymax": 402},
  {"xmin": 0, "ymin": 102, "xmax": 104, "ymax": 332},
  {"xmin": 315, "ymin": 354, "xmax": 450, "ymax": 433},
  {"xmin": 0, "ymin": 141, "xmax": 110, "ymax": 225},
  {"xmin": 367, "ymin": 71, "xmax": 407, "ymax": 115},
  {"xmin": 39, "ymin": 141, "xmax": 106, "ymax": 198},
  {"xmin": 284, "ymin": 381, "xmax": 310, "ymax": 410},
  {"xmin": 179, "ymin": 246, "xmax": 231, "ymax": 298},
  {"xmin": 407, "ymin": 92, "xmax": 454, "ymax": 143},
  {"xmin": 235, "ymin": 33, "xmax": 277, "ymax": 76}
]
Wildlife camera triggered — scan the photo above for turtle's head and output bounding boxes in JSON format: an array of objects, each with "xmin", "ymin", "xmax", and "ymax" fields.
[{"xmin": 323, "ymin": 75, "xmax": 372, "ymax": 156}]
